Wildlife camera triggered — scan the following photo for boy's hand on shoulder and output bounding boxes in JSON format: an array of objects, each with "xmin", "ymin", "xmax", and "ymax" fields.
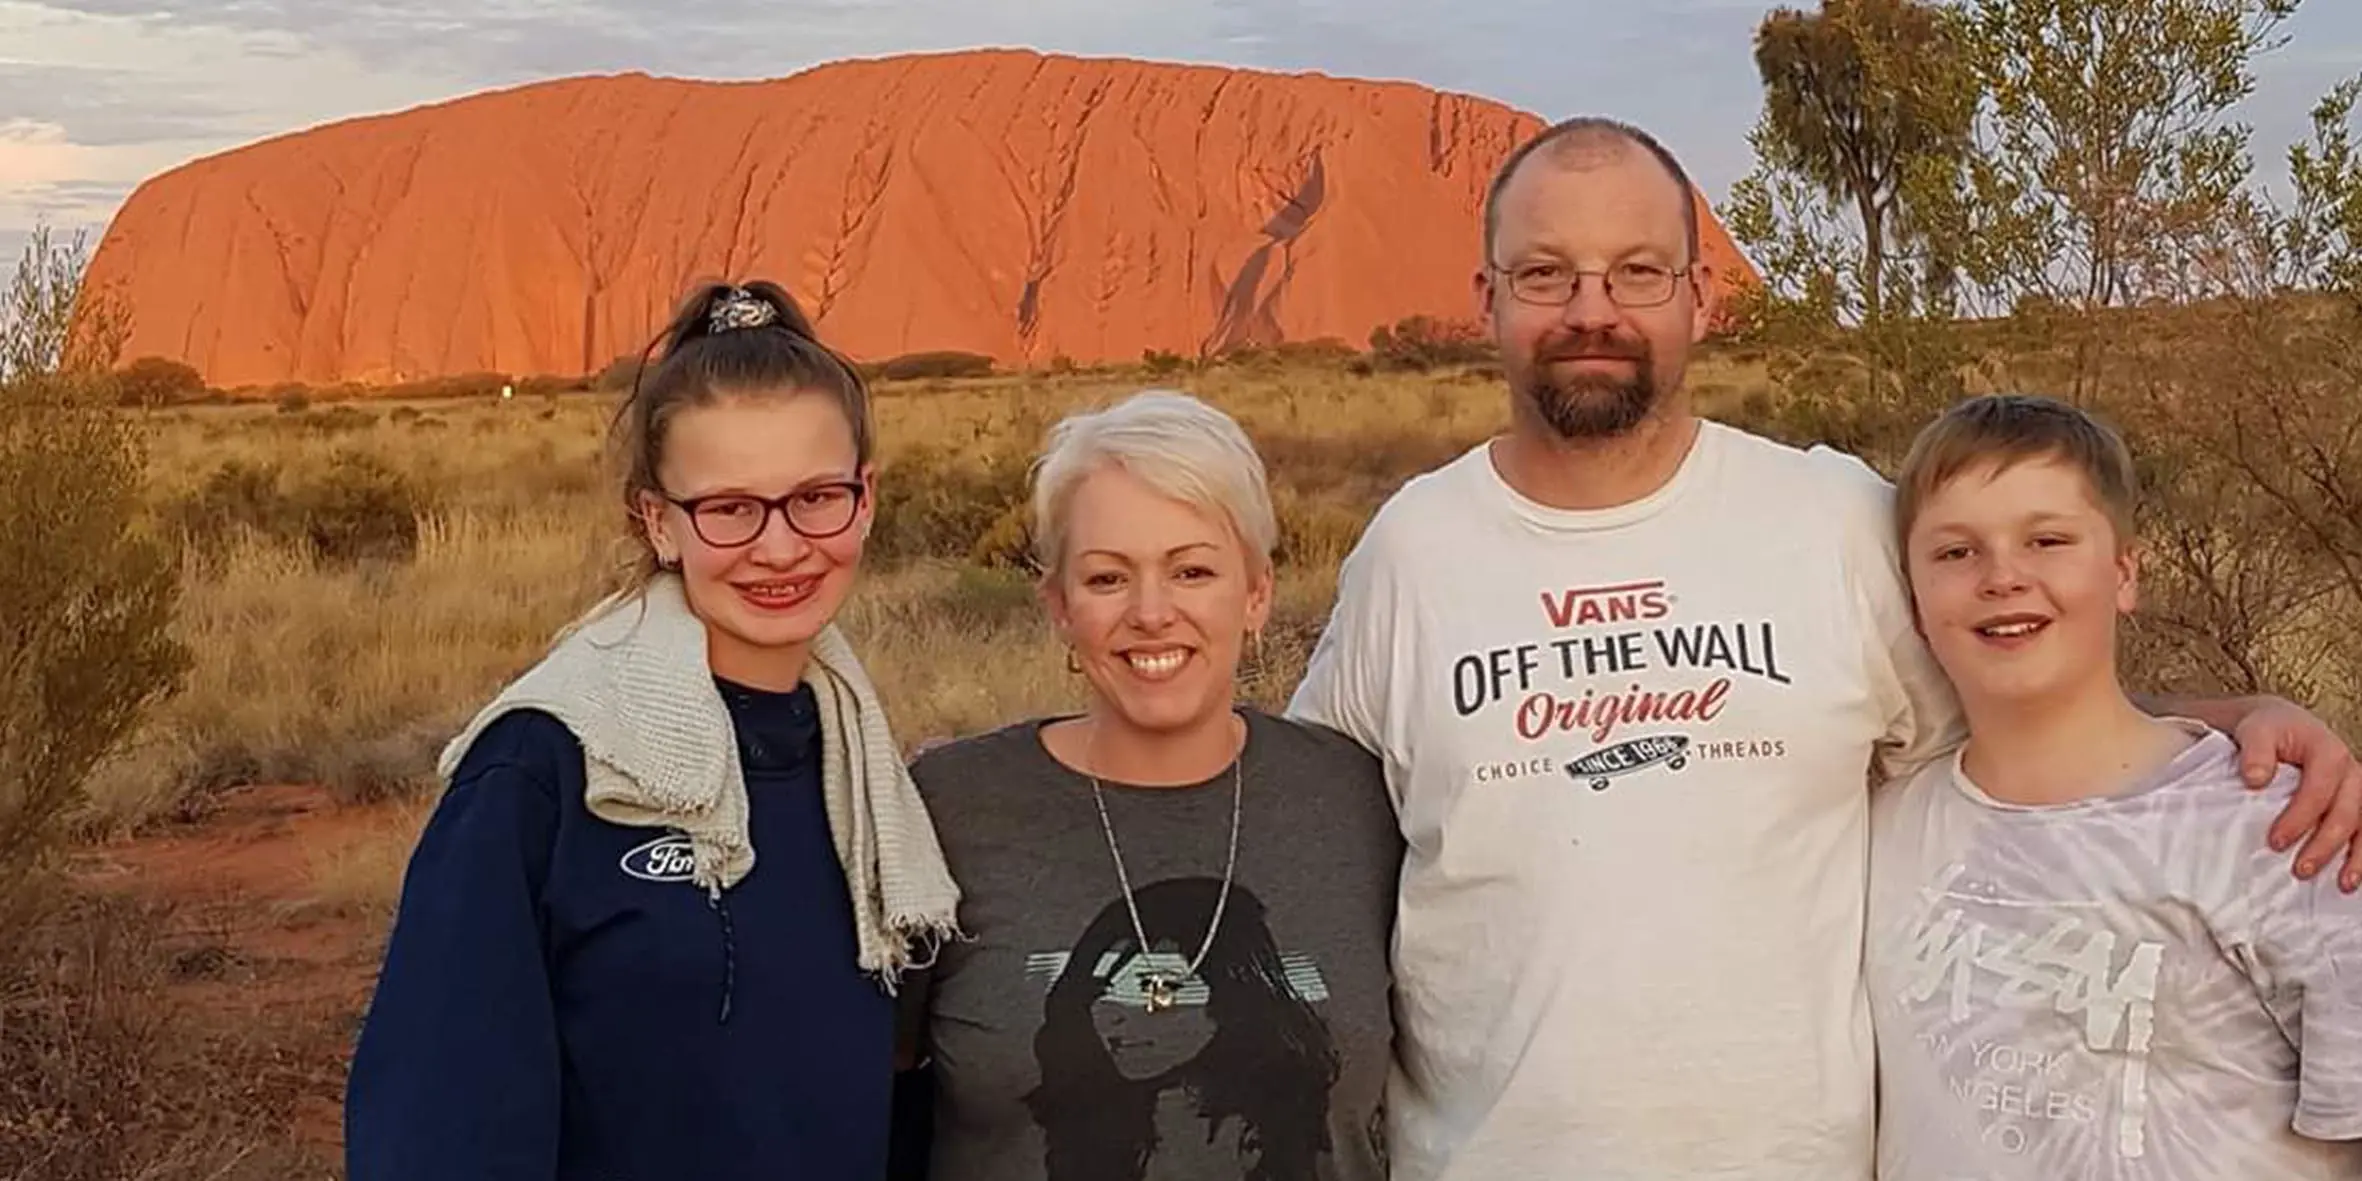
[{"xmin": 2230, "ymin": 697, "xmax": 2362, "ymax": 892}]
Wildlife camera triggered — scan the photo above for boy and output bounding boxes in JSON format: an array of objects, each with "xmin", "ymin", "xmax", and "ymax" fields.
[{"xmin": 1867, "ymin": 393, "xmax": 2362, "ymax": 1179}]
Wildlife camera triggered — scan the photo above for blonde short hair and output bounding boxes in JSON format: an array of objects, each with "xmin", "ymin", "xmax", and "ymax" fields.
[
  {"xmin": 1894, "ymin": 393, "xmax": 2141, "ymax": 553},
  {"xmin": 1028, "ymin": 390, "xmax": 1278, "ymax": 578}
]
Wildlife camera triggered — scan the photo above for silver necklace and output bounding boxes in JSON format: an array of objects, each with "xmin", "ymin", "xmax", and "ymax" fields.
[{"xmin": 1085, "ymin": 726, "xmax": 1244, "ymax": 1014}]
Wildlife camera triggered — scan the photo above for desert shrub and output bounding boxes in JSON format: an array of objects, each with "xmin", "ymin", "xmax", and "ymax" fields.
[
  {"xmin": 174, "ymin": 460, "xmax": 283, "ymax": 539},
  {"xmin": 0, "ymin": 373, "xmax": 191, "ymax": 905},
  {"xmin": 1256, "ymin": 429, "xmax": 1465, "ymax": 503},
  {"xmin": 515, "ymin": 374, "xmax": 584, "ymax": 399},
  {"xmin": 1368, "ymin": 315, "xmax": 1494, "ymax": 371},
  {"xmin": 932, "ymin": 564, "xmax": 1042, "ymax": 631},
  {"xmin": 1211, "ymin": 339, "xmax": 1366, "ymax": 371},
  {"xmin": 294, "ymin": 452, "xmax": 426, "ymax": 564},
  {"xmin": 1235, "ymin": 593, "xmax": 1333, "ymax": 714},
  {"xmin": 2104, "ymin": 301, "xmax": 2362, "ymax": 730},
  {"xmin": 1690, "ymin": 379, "xmax": 1738, "ymax": 406},
  {"xmin": 870, "ymin": 350, "xmax": 996, "ymax": 382},
  {"xmin": 1272, "ymin": 486, "xmax": 1372, "ymax": 571},
  {"xmin": 594, "ymin": 353, "xmax": 647, "ymax": 391},
  {"xmin": 967, "ymin": 502, "xmax": 1035, "ymax": 570},
  {"xmin": 0, "ymin": 884, "xmax": 307, "ymax": 1180},
  {"xmin": 1210, "ymin": 342, "xmax": 1270, "ymax": 368},
  {"xmin": 395, "ymin": 370, "xmax": 510, "ymax": 400},
  {"xmin": 325, "ymin": 717, "xmax": 451, "ymax": 806},
  {"xmin": 299, "ymin": 404, "xmax": 377, "ymax": 435},
  {"xmin": 1268, "ymin": 337, "xmax": 1361, "ymax": 368},
  {"xmin": 1737, "ymin": 297, "xmax": 2361, "ymax": 737},
  {"xmin": 1141, "ymin": 349, "xmax": 1189, "ymax": 376},
  {"xmin": 870, "ymin": 445, "xmax": 1030, "ymax": 562},
  {"xmin": 170, "ymin": 452, "xmax": 427, "ymax": 566},
  {"xmin": 111, "ymin": 355, "xmax": 206, "ymax": 408},
  {"xmin": 274, "ymin": 389, "xmax": 309, "ymax": 413}
]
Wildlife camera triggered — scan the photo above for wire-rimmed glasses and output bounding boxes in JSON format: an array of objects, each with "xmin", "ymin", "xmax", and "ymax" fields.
[{"xmin": 1488, "ymin": 259, "xmax": 1691, "ymax": 308}]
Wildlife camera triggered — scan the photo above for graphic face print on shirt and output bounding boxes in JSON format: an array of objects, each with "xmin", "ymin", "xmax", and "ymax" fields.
[{"xmin": 1022, "ymin": 878, "xmax": 1346, "ymax": 1181}]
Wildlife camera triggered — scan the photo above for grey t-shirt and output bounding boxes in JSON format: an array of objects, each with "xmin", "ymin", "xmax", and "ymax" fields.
[
  {"xmin": 1866, "ymin": 719, "xmax": 2362, "ymax": 1180},
  {"xmin": 905, "ymin": 708, "xmax": 1402, "ymax": 1181}
]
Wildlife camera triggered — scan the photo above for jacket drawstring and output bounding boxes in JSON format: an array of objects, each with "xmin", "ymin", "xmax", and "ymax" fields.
[{"xmin": 710, "ymin": 889, "xmax": 738, "ymax": 1024}]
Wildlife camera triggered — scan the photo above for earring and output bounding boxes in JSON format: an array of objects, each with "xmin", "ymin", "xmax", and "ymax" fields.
[{"xmin": 1065, "ymin": 647, "xmax": 1081, "ymax": 674}]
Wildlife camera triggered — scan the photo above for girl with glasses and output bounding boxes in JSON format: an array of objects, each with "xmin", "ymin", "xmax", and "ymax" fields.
[{"xmin": 345, "ymin": 280, "xmax": 961, "ymax": 1181}]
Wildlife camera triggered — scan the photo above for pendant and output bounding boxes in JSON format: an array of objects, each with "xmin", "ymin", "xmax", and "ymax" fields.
[{"xmin": 1142, "ymin": 974, "xmax": 1178, "ymax": 1013}]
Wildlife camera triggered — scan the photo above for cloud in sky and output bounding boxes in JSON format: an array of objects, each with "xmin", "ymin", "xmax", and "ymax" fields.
[
  {"xmin": 0, "ymin": 0, "xmax": 478, "ymax": 257},
  {"xmin": 4, "ymin": 0, "xmax": 2360, "ymax": 262}
]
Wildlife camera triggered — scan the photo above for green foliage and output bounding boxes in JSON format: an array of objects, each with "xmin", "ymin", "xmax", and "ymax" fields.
[
  {"xmin": 1959, "ymin": 0, "xmax": 2299, "ymax": 312},
  {"xmin": 1268, "ymin": 337, "xmax": 1361, "ymax": 367},
  {"xmin": 0, "ymin": 227, "xmax": 191, "ymax": 904},
  {"xmin": 170, "ymin": 452, "xmax": 427, "ymax": 566},
  {"xmin": 1730, "ymin": 0, "xmax": 2362, "ymax": 731},
  {"xmin": 594, "ymin": 353, "xmax": 647, "ymax": 392},
  {"xmin": 414, "ymin": 370, "xmax": 513, "ymax": 400},
  {"xmin": 868, "ymin": 445, "xmax": 1032, "ymax": 563},
  {"xmin": 1367, "ymin": 315, "xmax": 1494, "ymax": 371},
  {"xmin": 0, "ymin": 225, "xmax": 125, "ymax": 384},
  {"xmin": 932, "ymin": 564, "xmax": 1042, "ymax": 632},
  {"xmin": 967, "ymin": 502, "xmax": 1036, "ymax": 571},
  {"xmin": 2279, "ymin": 76, "xmax": 2362, "ymax": 299},
  {"xmin": 1141, "ymin": 348, "xmax": 1189, "ymax": 375},
  {"xmin": 868, "ymin": 350, "xmax": 996, "ymax": 382},
  {"xmin": 110, "ymin": 356, "xmax": 207, "ymax": 408},
  {"xmin": 1746, "ymin": 0, "xmax": 1978, "ymax": 323},
  {"xmin": 0, "ymin": 886, "xmax": 302, "ymax": 1180},
  {"xmin": 1734, "ymin": 0, "xmax": 2316, "ymax": 334}
]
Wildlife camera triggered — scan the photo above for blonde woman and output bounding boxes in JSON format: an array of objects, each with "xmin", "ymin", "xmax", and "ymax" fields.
[
  {"xmin": 898, "ymin": 390, "xmax": 1401, "ymax": 1180},
  {"xmin": 346, "ymin": 281, "xmax": 960, "ymax": 1181}
]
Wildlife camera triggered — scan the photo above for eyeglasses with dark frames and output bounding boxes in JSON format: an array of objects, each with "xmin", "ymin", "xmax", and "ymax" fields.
[
  {"xmin": 1487, "ymin": 259, "xmax": 1692, "ymax": 309},
  {"xmin": 661, "ymin": 480, "xmax": 867, "ymax": 548}
]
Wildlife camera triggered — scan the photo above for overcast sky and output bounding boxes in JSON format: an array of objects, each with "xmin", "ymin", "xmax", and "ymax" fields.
[{"xmin": 6, "ymin": 0, "xmax": 2362, "ymax": 268}]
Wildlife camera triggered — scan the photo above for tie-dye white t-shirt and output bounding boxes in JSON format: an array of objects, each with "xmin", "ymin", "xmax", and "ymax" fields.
[{"xmin": 1866, "ymin": 719, "xmax": 2362, "ymax": 1181}]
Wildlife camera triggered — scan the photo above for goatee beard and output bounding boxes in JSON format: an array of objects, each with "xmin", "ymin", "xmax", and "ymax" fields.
[{"xmin": 1522, "ymin": 370, "xmax": 1658, "ymax": 440}]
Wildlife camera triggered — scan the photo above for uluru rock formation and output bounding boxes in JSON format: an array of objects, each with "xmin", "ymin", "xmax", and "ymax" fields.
[{"xmin": 84, "ymin": 50, "xmax": 1759, "ymax": 388}]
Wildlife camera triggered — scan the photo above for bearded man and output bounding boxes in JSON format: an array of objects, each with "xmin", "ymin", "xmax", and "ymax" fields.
[{"xmin": 1287, "ymin": 116, "xmax": 2362, "ymax": 1181}]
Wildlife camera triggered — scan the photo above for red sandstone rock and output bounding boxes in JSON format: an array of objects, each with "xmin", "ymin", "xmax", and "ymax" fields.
[{"xmin": 83, "ymin": 49, "xmax": 1759, "ymax": 388}]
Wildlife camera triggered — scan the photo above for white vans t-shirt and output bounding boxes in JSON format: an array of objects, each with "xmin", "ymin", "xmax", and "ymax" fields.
[{"xmin": 1289, "ymin": 420, "xmax": 1963, "ymax": 1181}]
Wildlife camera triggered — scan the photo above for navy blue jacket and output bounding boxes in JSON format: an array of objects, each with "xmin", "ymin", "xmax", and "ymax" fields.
[{"xmin": 345, "ymin": 679, "xmax": 894, "ymax": 1181}]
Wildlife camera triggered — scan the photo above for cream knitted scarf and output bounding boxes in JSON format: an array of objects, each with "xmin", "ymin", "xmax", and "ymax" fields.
[{"xmin": 436, "ymin": 573, "xmax": 962, "ymax": 991}]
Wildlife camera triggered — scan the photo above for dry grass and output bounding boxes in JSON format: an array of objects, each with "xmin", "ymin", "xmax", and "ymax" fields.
[
  {"xmin": 98, "ymin": 357, "xmax": 1776, "ymax": 838},
  {"xmin": 70, "ymin": 359, "xmax": 1648, "ymax": 942},
  {"xmin": 297, "ymin": 796, "xmax": 436, "ymax": 926},
  {"xmin": 18, "ymin": 337, "xmax": 2358, "ymax": 1181},
  {"xmin": 97, "ymin": 341, "xmax": 2359, "ymax": 849},
  {"xmin": 0, "ymin": 880, "xmax": 322, "ymax": 1181}
]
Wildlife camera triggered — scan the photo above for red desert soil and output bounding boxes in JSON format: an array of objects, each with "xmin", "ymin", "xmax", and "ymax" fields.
[
  {"xmin": 85, "ymin": 47, "xmax": 1759, "ymax": 389},
  {"xmin": 68, "ymin": 783, "xmax": 410, "ymax": 1155}
]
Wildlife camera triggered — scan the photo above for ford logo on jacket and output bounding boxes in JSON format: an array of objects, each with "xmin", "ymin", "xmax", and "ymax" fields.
[{"xmin": 620, "ymin": 834, "xmax": 699, "ymax": 882}]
